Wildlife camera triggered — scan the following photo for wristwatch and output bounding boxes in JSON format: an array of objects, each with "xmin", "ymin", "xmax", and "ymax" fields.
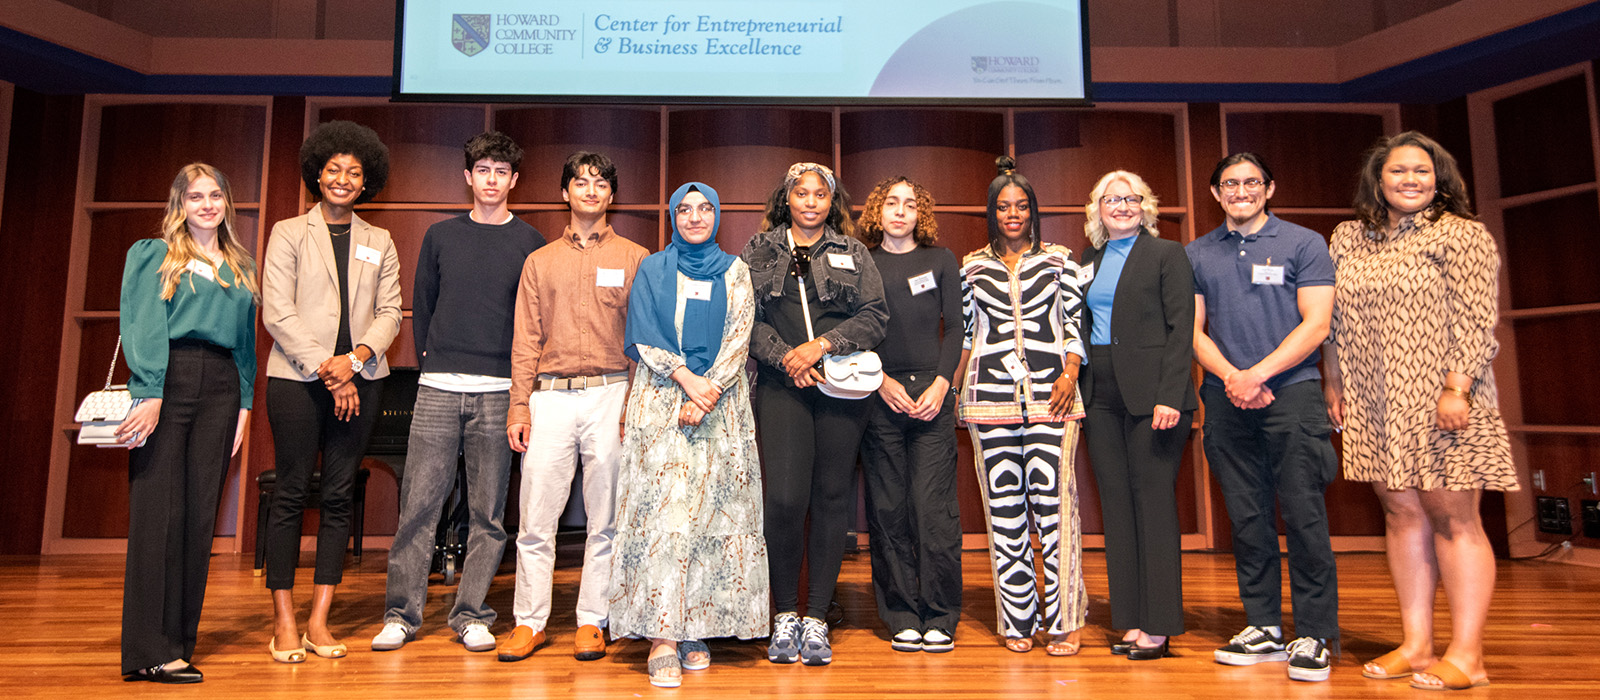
[{"xmin": 347, "ymin": 352, "xmax": 363, "ymax": 373}]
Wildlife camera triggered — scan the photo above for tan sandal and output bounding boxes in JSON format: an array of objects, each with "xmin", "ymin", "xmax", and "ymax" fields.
[
  {"xmin": 1410, "ymin": 660, "xmax": 1489, "ymax": 691},
  {"xmin": 1363, "ymin": 649, "xmax": 1423, "ymax": 680},
  {"xmin": 1045, "ymin": 629, "xmax": 1082, "ymax": 657},
  {"xmin": 1004, "ymin": 636, "xmax": 1034, "ymax": 653}
]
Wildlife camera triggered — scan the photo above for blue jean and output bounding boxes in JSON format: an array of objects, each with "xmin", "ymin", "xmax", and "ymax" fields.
[{"xmin": 382, "ymin": 386, "xmax": 512, "ymax": 634}]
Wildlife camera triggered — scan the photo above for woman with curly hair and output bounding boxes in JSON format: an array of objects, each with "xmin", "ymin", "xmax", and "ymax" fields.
[
  {"xmin": 118, "ymin": 163, "xmax": 259, "ymax": 683},
  {"xmin": 855, "ymin": 177, "xmax": 963, "ymax": 653},
  {"xmin": 261, "ymin": 120, "xmax": 402, "ymax": 662}
]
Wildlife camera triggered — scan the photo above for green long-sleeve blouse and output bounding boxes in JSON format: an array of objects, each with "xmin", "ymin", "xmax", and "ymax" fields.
[{"xmin": 119, "ymin": 239, "xmax": 258, "ymax": 408}]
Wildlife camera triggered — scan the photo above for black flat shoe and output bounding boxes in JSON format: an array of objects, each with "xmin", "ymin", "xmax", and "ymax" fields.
[
  {"xmin": 1126, "ymin": 640, "xmax": 1172, "ymax": 660},
  {"xmin": 124, "ymin": 663, "xmax": 203, "ymax": 684},
  {"xmin": 1111, "ymin": 641, "xmax": 1134, "ymax": 655}
]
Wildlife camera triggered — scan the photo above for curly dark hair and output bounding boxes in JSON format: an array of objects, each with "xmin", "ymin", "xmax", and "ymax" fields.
[
  {"xmin": 464, "ymin": 131, "xmax": 523, "ymax": 172},
  {"xmin": 300, "ymin": 120, "xmax": 390, "ymax": 205},
  {"xmin": 1354, "ymin": 130, "xmax": 1474, "ymax": 237},
  {"xmin": 857, "ymin": 176, "xmax": 939, "ymax": 248},
  {"xmin": 560, "ymin": 151, "xmax": 618, "ymax": 195},
  {"xmin": 986, "ymin": 155, "xmax": 1041, "ymax": 256},
  {"xmin": 758, "ymin": 171, "xmax": 854, "ymax": 238}
]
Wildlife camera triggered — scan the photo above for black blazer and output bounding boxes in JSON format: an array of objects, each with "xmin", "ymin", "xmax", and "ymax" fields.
[{"xmin": 1078, "ymin": 232, "xmax": 1198, "ymax": 416}]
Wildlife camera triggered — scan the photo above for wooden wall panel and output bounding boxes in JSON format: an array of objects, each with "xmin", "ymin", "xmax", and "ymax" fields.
[
  {"xmin": 713, "ymin": 210, "xmax": 765, "ymax": 257},
  {"xmin": 494, "ymin": 107, "xmax": 662, "ymax": 206},
  {"xmin": 1016, "ymin": 110, "xmax": 1182, "ymax": 207},
  {"xmin": 315, "ymin": 105, "xmax": 484, "ymax": 204},
  {"xmin": 1492, "ymin": 75, "xmax": 1596, "ymax": 198},
  {"xmin": 93, "ymin": 103, "xmax": 267, "ymax": 203},
  {"xmin": 666, "ymin": 109, "xmax": 832, "ymax": 205},
  {"xmin": 1501, "ymin": 191, "xmax": 1600, "ymax": 309},
  {"xmin": 1513, "ymin": 312, "xmax": 1600, "ymax": 426},
  {"xmin": 838, "ymin": 110, "xmax": 1004, "ymax": 206},
  {"xmin": 937, "ymin": 212, "xmax": 991, "ymax": 261},
  {"xmin": 1225, "ymin": 111, "xmax": 1384, "ymax": 208},
  {"xmin": 62, "ymin": 320, "xmax": 128, "ymax": 538}
]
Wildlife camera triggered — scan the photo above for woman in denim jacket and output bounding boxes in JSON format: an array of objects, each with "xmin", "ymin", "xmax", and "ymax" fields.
[{"xmin": 740, "ymin": 162, "xmax": 887, "ymax": 667}]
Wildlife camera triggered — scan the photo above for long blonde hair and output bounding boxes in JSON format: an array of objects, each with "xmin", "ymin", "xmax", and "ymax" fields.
[
  {"xmin": 1084, "ymin": 170, "xmax": 1162, "ymax": 249},
  {"xmin": 157, "ymin": 163, "xmax": 259, "ymax": 302}
]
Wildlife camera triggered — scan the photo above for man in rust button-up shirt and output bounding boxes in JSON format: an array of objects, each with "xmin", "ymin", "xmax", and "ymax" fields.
[{"xmin": 499, "ymin": 152, "xmax": 647, "ymax": 663}]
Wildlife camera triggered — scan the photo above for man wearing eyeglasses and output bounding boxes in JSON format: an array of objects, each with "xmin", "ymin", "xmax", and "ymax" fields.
[
  {"xmin": 499, "ymin": 151, "xmax": 647, "ymax": 663},
  {"xmin": 1187, "ymin": 153, "xmax": 1339, "ymax": 682}
]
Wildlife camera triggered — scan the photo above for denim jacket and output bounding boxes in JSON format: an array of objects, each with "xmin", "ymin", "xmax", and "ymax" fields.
[{"xmin": 741, "ymin": 225, "xmax": 888, "ymax": 370}]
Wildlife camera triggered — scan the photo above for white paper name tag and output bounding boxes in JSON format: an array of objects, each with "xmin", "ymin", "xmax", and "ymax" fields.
[
  {"xmin": 354, "ymin": 243, "xmax": 381, "ymax": 265},
  {"xmin": 185, "ymin": 258, "xmax": 215, "ymax": 282},
  {"xmin": 1077, "ymin": 262, "xmax": 1095, "ymax": 285},
  {"xmin": 908, "ymin": 270, "xmax": 936, "ymax": 295},
  {"xmin": 826, "ymin": 253, "xmax": 855, "ymax": 271},
  {"xmin": 1252, "ymin": 264, "xmax": 1285, "ymax": 285},
  {"xmin": 596, "ymin": 268, "xmax": 625, "ymax": 287},
  {"xmin": 1001, "ymin": 351, "xmax": 1029, "ymax": 381},
  {"xmin": 684, "ymin": 279, "xmax": 713, "ymax": 300}
]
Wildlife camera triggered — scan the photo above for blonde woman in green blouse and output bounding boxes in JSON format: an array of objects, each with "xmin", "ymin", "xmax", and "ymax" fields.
[{"xmin": 117, "ymin": 163, "xmax": 259, "ymax": 684}]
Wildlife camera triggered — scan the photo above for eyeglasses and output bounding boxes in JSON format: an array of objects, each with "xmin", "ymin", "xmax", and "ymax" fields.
[
  {"xmin": 674, "ymin": 203, "xmax": 716, "ymax": 216},
  {"xmin": 789, "ymin": 246, "xmax": 811, "ymax": 279},
  {"xmin": 1100, "ymin": 194, "xmax": 1144, "ymax": 206},
  {"xmin": 1218, "ymin": 178, "xmax": 1266, "ymax": 192}
]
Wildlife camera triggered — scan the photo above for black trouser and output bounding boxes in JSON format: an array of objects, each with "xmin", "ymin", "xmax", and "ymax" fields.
[
  {"xmin": 1083, "ymin": 345, "xmax": 1190, "ymax": 637},
  {"xmin": 859, "ymin": 371, "xmax": 962, "ymax": 634},
  {"xmin": 262, "ymin": 375, "xmax": 383, "ymax": 590},
  {"xmin": 122, "ymin": 341, "xmax": 240, "ymax": 674},
  {"xmin": 756, "ymin": 370, "xmax": 871, "ymax": 617},
  {"xmin": 1202, "ymin": 380, "xmax": 1339, "ymax": 642}
]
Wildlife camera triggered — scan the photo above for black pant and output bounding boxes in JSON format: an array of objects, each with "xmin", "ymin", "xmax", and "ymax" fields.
[
  {"xmin": 1083, "ymin": 345, "xmax": 1189, "ymax": 637},
  {"xmin": 756, "ymin": 371, "xmax": 871, "ymax": 617},
  {"xmin": 859, "ymin": 372, "xmax": 962, "ymax": 634},
  {"xmin": 262, "ymin": 376, "xmax": 383, "ymax": 589},
  {"xmin": 1202, "ymin": 380, "xmax": 1339, "ymax": 641},
  {"xmin": 122, "ymin": 341, "xmax": 241, "ymax": 674}
]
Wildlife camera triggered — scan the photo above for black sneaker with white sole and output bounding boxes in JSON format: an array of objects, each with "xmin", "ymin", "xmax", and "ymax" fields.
[
  {"xmin": 1286, "ymin": 637, "xmax": 1332, "ymax": 682},
  {"xmin": 891, "ymin": 628, "xmax": 922, "ymax": 652},
  {"xmin": 921, "ymin": 628, "xmax": 954, "ymax": 653},
  {"xmin": 1214, "ymin": 625, "xmax": 1288, "ymax": 665}
]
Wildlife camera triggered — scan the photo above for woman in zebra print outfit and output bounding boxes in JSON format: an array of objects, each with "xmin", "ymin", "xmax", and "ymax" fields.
[{"xmin": 957, "ymin": 156, "xmax": 1087, "ymax": 655}]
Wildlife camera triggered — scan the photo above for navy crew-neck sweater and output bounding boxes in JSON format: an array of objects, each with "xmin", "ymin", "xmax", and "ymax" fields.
[
  {"xmin": 870, "ymin": 244, "xmax": 962, "ymax": 380},
  {"xmin": 412, "ymin": 213, "xmax": 544, "ymax": 377}
]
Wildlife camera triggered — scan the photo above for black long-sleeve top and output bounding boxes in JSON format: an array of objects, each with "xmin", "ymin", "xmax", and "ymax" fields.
[{"xmin": 870, "ymin": 244, "xmax": 962, "ymax": 380}]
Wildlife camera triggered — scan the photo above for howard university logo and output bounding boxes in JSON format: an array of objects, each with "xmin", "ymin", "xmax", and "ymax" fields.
[{"xmin": 452, "ymin": 14, "xmax": 491, "ymax": 57}]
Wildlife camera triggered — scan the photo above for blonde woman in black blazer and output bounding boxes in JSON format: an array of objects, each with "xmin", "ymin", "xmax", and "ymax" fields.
[{"xmin": 1077, "ymin": 170, "xmax": 1196, "ymax": 661}]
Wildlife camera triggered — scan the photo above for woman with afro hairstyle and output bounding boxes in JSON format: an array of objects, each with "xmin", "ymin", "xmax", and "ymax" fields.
[{"xmin": 260, "ymin": 120, "xmax": 402, "ymax": 662}]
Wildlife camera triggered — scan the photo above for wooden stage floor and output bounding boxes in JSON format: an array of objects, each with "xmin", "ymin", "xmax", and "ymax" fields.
[{"xmin": 1, "ymin": 548, "xmax": 1595, "ymax": 698}]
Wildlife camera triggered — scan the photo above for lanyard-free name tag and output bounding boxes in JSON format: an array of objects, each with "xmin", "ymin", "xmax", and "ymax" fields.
[
  {"xmin": 1077, "ymin": 262, "xmax": 1095, "ymax": 285},
  {"xmin": 826, "ymin": 253, "xmax": 855, "ymax": 271},
  {"xmin": 1252, "ymin": 264, "xmax": 1285, "ymax": 285},
  {"xmin": 354, "ymin": 243, "xmax": 381, "ymax": 265},
  {"xmin": 908, "ymin": 270, "xmax": 936, "ymax": 295},
  {"xmin": 185, "ymin": 259, "xmax": 215, "ymax": 282},
  {"xmin": 683, "ymin": 279, "xmax": 713, "ymax": 300},
  {"xmin": 596, "ymin": 268, "xmax": 625, "ymax": 287},
  {"xmin": 1001, "ymin": 351, "xmax": 1030, "ymax": 382}
]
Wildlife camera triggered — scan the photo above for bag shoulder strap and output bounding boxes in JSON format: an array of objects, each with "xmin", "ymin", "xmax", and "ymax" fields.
[
  {"xmin": 788, "ymin": 229, "xmax": 817, "ymax": 342},
  {"xmin": 104, "ymin": 335, "xmax": 122, "ymax": 391}
]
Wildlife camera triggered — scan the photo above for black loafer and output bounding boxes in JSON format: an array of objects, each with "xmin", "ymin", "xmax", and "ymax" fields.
[
  {"xmin": 1126, "ymin": 640, "xmax": 1172, "ymax": 661},
  {"xmin": 124, "ymin": 663, "xmax": 204, "ymax": 684},
  {"xmin": 1111, "ymin": 641, "xmax": 1134, "ymax": 655}
]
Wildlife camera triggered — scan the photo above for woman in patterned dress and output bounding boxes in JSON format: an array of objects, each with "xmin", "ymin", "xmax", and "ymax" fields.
[
  {"xmin": 1324, "ymin": 131, "xmax": 1516, "ymax": 691},
  {"xmin": 609, "ymin": 182, "xmax": 768, "ymax": 688},
  {"xmin": 957, "ymin": 156, "xmax": 1088, "ymax": 655}
]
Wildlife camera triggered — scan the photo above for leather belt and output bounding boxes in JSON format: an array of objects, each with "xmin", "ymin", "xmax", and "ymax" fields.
[{"xmin": 535, "ymin": 372, "xmax": 628, "ymax": 391}]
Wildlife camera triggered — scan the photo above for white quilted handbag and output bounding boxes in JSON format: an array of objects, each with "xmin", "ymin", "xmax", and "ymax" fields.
[
  {"xmin": 74, "ymin": 336, "xmax": 142, "ymax": 447},
  {"xmin": 797, "ymin": 274, "xmax": 882, "ymax": 400}
]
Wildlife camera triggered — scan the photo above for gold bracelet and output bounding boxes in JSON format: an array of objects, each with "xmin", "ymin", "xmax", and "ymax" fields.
[{"xmin": 1442, "ymin": 385, "xmax": 1473, "ymax": 407}]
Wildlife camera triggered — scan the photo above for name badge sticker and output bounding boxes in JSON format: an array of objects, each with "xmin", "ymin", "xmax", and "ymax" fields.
[
  {"xmin": 354, "ymin": 243, "xmax": 381, "ymax": 265},
  {"xmin": 596, "ymin": 268, "xmax": 625, "ymax": 288},
  {"xmin": 1252, "ymin": 264, "xmax": 1285, "ymax": 286},
  {"xmin": 185, "ymin": 258, "xmax": 215, "ymax": 282},
  {"xmin": 908, "ymin": 270, "xmax": 937, "ymax": 295},
  {"xmin": 1000, "ymin": 351, "xmax": 1029, "ymax": 382},
  {"xmin": 1077, "ymin": 263, "xmax": 1095, "ymax": 285},
  {"xmin": 683, "ymin": 279, "xmax": 713, "ymax": 300},
  {"xmin": 826, "ymin": 253, "xmax": 855, "ymax": 271}
]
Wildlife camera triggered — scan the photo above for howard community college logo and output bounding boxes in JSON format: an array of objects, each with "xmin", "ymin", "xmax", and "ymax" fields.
[
  {"xmin": 971, "ymin": 56, "xmax": 988, "ymax": 74},
  {"xmin": 452, "ymin": 14, "xmax": 491, "ymax": 56}
]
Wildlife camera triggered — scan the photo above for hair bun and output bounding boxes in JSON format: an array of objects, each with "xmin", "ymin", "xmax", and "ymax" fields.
[{"xmin": 995, "ymin": 155, "xmax": 1017, "ymax": 176}]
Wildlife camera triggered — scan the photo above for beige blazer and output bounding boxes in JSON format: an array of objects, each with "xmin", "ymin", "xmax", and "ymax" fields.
[{"xmin": 263, "ymin": 205, "xmax": 403, "ymax": 381}]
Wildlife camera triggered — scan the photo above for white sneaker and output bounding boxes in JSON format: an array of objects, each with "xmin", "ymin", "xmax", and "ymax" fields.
[
  {"xmin": 371, "ymin": 622, "xmax": 413, "ymax": 651},
  {"xmin": 921, "ymin": 628, "xmax": 955, "ymax": 653},
  {"xmin": 460, "ymin": 622, "xmax": 495, "ymax": 652},
  {"xmin": 891, "ymin": 628, "xmax": 922, "ymax": 652}
]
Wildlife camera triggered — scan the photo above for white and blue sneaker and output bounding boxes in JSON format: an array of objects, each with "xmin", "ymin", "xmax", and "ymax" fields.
[
  {"xmin": 799, "ymin": 616, "xmax": 832, "ymax": 666},
  {"xmin": 767, "ymin": 612, "xmax": 801, "ymax": 663}
]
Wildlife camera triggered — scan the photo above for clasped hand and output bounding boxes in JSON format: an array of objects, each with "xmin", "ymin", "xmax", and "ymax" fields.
[{"xmin": 781, "ymin": 339, "xmax": 827, "ymax": 388}]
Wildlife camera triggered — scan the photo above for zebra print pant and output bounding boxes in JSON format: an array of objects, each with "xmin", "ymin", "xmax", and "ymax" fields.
[{"xmin": 967, "ymin": 420, "xmax": 1087, "ymax": 639}]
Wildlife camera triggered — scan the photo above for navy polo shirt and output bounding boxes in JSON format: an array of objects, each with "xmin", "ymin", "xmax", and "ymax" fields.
[{"xmin": 1187, "ymin": 213, "xmax": 1334, "ymax": 390}]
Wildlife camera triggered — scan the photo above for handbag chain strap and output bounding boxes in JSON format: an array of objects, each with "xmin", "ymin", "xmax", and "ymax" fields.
[{"xmin": 104, "ymin": 335, "xmax": 122, "ymax": 391}]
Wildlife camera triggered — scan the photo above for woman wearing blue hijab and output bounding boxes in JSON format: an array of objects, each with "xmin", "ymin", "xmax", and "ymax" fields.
[{"xmin": 609, "ymin": 183, "xmax": 769, "ymax": 689}]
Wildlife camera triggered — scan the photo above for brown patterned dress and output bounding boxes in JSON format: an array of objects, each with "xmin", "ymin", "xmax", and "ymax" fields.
[{"xmin": 1329, "ymin": 212, "xmax": 1518, "ymax": 492}]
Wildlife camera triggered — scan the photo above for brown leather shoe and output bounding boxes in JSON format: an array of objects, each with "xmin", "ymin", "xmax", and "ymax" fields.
[
  {"xmin": 496, "ymin": 625, "xmax": 546, "ymax": 662},
  {"xmin": 574, "ymin": 624, "xmax": 606, "ymax": 660}
]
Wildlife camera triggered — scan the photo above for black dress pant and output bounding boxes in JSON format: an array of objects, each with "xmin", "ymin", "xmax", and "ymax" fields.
[
  {"xmin": 756, "ymin": 370, "xmax": 871, "ymax": 617},
  {"xmin": 1083, "ymin": 345, "xmax": 1190, "ymax": 637},
  {"xmin": 262, "ymin": 376, "xmax": 383, "ymax": 589},
  {"xmin": 859, "ymin": 371, "xmax": 962, "ymax": 634},
  {"xmin": 122, "ymin": 341, "xmax": 241, "ymax": 674}
]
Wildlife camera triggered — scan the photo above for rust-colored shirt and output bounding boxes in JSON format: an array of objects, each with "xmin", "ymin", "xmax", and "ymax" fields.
[{"xmin": 508, "ymin": 224, "xmax": 648, "ymax": 426}]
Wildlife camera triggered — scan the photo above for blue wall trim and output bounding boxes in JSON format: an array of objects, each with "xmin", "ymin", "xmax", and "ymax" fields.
[{"xmin": 4, "ymin": 2, "xmax": 1599, "ymax": 103}]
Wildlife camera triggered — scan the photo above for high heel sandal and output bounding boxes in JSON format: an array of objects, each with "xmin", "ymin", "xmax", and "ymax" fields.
[
  {"xmin": 302, "ymin": 633, "xmax": 348, "ymax": 659},
  {"xmin": 269, "ymin": 636, "xmax": 306, "ymax": 664},
  {"xmin": 1045, "ymin": 629, "xmax": 1082, "ymax": 657}
]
